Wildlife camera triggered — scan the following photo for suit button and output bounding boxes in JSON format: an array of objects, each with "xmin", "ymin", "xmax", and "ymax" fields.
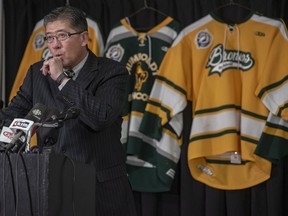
[{"xmin": 61, "ymin": 147, "xmax": 66, "ymax": 153}]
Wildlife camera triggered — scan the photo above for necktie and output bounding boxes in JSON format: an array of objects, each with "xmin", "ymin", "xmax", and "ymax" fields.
[{"xmin": 64, "ymin": 69, "xmax": 75, "ymax": 78}]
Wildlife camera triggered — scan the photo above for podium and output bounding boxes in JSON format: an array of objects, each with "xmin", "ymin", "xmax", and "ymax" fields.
[{"xmin": 0, "ymin": 151, "xmax": 96, "ymax": 216}]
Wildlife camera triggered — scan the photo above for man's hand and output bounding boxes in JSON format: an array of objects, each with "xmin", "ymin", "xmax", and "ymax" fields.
[{"xmin": 40, "ymin": 57, "xmax": 63, "ymax": 81}]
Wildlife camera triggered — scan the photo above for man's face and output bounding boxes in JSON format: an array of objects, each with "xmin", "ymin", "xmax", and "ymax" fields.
[{"xmin": 45, "ymin": 19, "xmax": 88, "ymax": 69}]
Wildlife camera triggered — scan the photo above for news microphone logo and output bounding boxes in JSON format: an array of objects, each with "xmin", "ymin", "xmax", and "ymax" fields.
[
  {"xmin": 31, "ymin": 108, "xmax": 43, "ymax": 120},
  {"xmin": 0, "ymin": 126, "xmax": 15, "ymax": 143},
  {"xmin": 10, "ymin": 119, "xmax": 34, "ymax": 132},
  {"xmin": 3, "ymin": 131, "xmax": 14, "ymax": 140}
]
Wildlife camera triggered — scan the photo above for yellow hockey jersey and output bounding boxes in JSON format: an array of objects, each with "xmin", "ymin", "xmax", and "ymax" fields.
[
  {"xmin": 140, "ymin": 13, "xmax": 288, "ymax": 190},
  {"xmin": 9, "ymin": 17, "xmax": 104, "ymax": 101}
]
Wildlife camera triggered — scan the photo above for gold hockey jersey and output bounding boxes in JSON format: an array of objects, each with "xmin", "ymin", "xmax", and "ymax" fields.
[{"xmin": 140, "ymin": 13, "xmax": 288, "ymax": 190}]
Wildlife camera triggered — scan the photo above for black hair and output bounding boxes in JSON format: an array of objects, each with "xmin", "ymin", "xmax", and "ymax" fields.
[{"xmin": 43, "ymin": 6, "xmax": 88, "ymax": 32}]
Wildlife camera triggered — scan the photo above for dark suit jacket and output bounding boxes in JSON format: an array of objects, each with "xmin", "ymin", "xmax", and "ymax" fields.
[{"xmin": 1, "ymin": 50, "xmax": 136, "ymax": 215}]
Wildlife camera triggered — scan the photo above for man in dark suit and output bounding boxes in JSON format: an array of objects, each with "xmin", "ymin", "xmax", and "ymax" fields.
[{"xmin": 0, "ymin": 6, "xmax": 136, "ymax": 216}]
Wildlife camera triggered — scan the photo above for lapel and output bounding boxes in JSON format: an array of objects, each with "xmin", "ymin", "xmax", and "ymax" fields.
[
  {"xmin": 48, "ymin": 77, "xmax": 64, "ymax": 110},
  {"xmin": 48, "ymin": 50, "xmax": 99, "ymax": 111},
  {"xmin": 74, "ymin": 50, "xmax": 99, "ymax": 88}
]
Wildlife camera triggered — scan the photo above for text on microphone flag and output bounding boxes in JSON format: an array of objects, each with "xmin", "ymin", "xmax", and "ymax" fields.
[{"xmin": 9, "ymin": 118, "xmax": 34, "ymax": 133}]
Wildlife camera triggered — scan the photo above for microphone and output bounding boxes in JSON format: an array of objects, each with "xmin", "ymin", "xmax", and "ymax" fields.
[
  {"xmin": 46, "ymin": 107, "xmax": 80, "ymax": 123},
  {"xmin": 0, "ymin": 126, "xmax": 27, "ymax": 153},
  {"xmin": 33, "ymin": 107, "xmax": 80, "ymax": 151},
  {"xmin": 33, "ymin": 109, "xmax": 62, "ymax": 151},
  {"xmin": 0, "ymin": 126, "xmax": 18, "ymax": 152},
  {"xmin": 6, "ymin": 103, "xmax": 48, "ymax": 152}
]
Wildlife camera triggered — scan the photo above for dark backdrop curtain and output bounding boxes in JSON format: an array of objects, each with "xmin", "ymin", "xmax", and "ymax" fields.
[{"xmin": 3, "ymin": 0, "xmax": 288, "ymax": 215}]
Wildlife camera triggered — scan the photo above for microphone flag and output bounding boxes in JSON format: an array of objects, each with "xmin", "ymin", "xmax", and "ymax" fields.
[
  {"xmin": 0, "ymin": 126, "xmax": 15, "ymax": 143},
  {"xmin": 9, "ymin": 118, "xmax": 34, "ymax": 134}
]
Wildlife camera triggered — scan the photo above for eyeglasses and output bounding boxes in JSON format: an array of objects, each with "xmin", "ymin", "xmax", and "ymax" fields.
[{"xmin": 44, "ymin": 31, "xmax": 84, "ymax": 43}]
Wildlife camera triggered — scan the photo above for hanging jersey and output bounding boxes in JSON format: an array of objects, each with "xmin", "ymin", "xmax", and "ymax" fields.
[
  {"xmin": 139, "ymin": 13, "xmax": 288, "ymax": 190},
  {"xmin": 9, "ymin": 17, "xmax": 104, "ymax": 101},
  {"xmin": 104, "ymin": 17, "xmax": 181, "ymax": 192}
]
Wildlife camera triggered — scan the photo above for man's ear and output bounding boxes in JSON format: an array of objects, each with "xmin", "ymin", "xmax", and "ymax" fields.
[{"xmin": 81, "ymin": 31, "xmax": 89, "ymax": 47}]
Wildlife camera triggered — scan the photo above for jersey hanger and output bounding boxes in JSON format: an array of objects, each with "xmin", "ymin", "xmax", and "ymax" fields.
[
  {"xmin": 213, "ymin": 0, "xmax": 253, "ymax": 13},
  {"xmin": 126, "ymin": 0, "xmax": 168, "ymax": 32},
  {"xmin": 212, "ymin": 0, "xmax": 253, "ymax": 24},
  {"xmin": 127, "ymin": 0, "xmax": 168, "ymax": 19}
]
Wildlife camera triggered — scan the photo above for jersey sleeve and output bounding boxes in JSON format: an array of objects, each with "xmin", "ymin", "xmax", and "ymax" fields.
[
  {"xmin": 87, "ymin": 17, "xmax": 104, "ymax": 57},
  {"xmin": 255, "ymin": 19, "xmax": 288, "ymax": 120},
  {"xmin": 255, "ymin": 112, "xmax": 288, "ymax": 163},
  {"xmin": 139, "ymin": 34, "xmax": 192, "ymax": 140},
  {"xmin": 255, "ymin": 19, "xmax": 288, "ymax": 162}
]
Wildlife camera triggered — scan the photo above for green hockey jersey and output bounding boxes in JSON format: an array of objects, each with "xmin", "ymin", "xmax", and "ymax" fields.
[{"xmin": 104, "ymin": 17, "xmax": 181, "ymax": 192}]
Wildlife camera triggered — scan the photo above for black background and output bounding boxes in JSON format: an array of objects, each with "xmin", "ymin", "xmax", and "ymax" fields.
[{"xmin": 3, "ymin": 0, "xmax": 288, "ymax": 215}]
